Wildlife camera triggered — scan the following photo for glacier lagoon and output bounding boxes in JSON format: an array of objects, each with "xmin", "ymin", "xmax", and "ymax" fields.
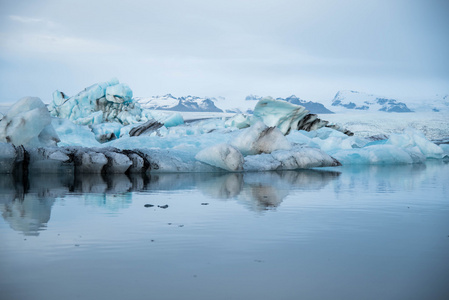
[
  {"xmin": 1, "ymin": 162, "xmax": 449, "ymax": 300},
  {"xmin": 1, "ymin": 79, "xmax": 449, "ymax": 299}
]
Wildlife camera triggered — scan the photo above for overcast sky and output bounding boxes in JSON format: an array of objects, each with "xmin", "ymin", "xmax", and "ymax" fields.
[{"xmin": 0, "ymin": 0, "xmax": 448, "ymax": 104}]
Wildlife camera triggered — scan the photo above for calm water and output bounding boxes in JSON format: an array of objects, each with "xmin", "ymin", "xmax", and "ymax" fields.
[{"xmin": 1, "ymin": 163, "xmax": 448, "ymax": 300}]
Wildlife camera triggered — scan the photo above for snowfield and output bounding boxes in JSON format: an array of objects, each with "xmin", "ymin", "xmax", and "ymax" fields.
[{"xmin": 322, "ymin": 111, "xmax": 449, "ymax": 141}]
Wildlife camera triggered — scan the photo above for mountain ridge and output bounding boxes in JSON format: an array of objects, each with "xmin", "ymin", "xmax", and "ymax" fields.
[{"xmin": 135, "ymin": 90, "xmax": 449, "ymax": 114}]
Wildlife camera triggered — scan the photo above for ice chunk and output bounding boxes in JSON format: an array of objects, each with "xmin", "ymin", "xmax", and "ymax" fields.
[
  {"xmin": 138, "ymin": 149, "xmax": 194, "ymax": 172},
  {"xmin": 105, "ymin": 83, "xmax": 133, "ymax": 103},
  {"xmin": 331, "ymin": 145, "xmax": 418, "ymax": 165},
  {"xmin": 231, "ymin": 121, "xmax": 291, "ymax": 155},
  {"xmin": 74, "ymin": 150, "xmax": 108, "ymax": 173},
  {"xmin": 52, "ymin": 118, "xmax": 101, "ymax": 147},
  {"xmin": 252, "ymin": 97, "xmax": 351, "ymax": 135},
  {"xmin": 0, "ymin": 97, "xmax": 60, "ymax": 147},
  {"xmin": 100, "ymin": 149, "xmax": 132, "ymax": 174},
  {"xmin": 242, "ymin": 153, "xmax": 282, "ymax": 171},
  {"xmin": 273, "ymin": 146, "xmax": 341, "ymax": 168},
  {"xmin": 2, "ymin": 146, "xmax": 153, "ymax": 175},
  {"xmin": 50, "ymin": 80, "xmax": 185, "ymax": 131},
  {"xmin": 287, "ymin": 126, "xmax": 444, "ymax": 165},
  {"xmin": 0, "ymin": 142, "xmax": 18, "ymax": 173},
  {"xmin": 225, "ymin": 114, "xmax": 251, "ymax": 129},
  {"xmin": 125, "ymin": 152, "xmax": 146, "ymax": 173},
  {"xmin": 195, "ymin": 143, "xmax": 244, "ymax": 171},
  {"xmin": 27, "ymin": 148, "xmax": 74, "ymax": 174},
  {"xmin": 253, "ymin": 97, "xmax": 309, "ymax": 134},
  {"xmin": 52, "ymin": 90, "xmax": 68, "ymax": 107},
  {"xmin": 50, "ymin": 79, "xmax": 144, "ymax": 126},
  {"xmin": 159, "ymin": 112, "xmax": 184, "ymax": 128},
  {"xmin": 306, "ymin": 128, "xmax": 368, "ymax": 152},
  {"xmin": 91, "ymin": 123, "xmax": 123, "ymax": 142},
  {"xmin": 243, "ymin": 145, "xmax": 341, "ymax": 171},
  {"xmin": 387, "ymin": 128, "xmax": 444, "ymax": 159},
  {"xmin": 128, "ymin": 120, "xmax": 164, "ymax": 137}
]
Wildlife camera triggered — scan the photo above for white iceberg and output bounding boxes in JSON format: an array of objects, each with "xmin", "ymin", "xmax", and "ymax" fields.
[
  {"xmin": 252, "ymin": 97, "xmax": 352, "ymax": 135},
  {"xmin": 195, "ymin": 143, "xmax": 244, "ymax": 171},
  {"xmin": 105, "ymin": 83, "xmax": 133, "ymax": 104},
  {"xmin": 0, "ymin": 97, "xmax": 60, "ymax": 147},
  {"xmin": 252, "ymin": 97, "xmax": 310, "ymax": 134},
  {"xmin": 230, "ymin": 121, "xmax": 292, "ymax": 155}
]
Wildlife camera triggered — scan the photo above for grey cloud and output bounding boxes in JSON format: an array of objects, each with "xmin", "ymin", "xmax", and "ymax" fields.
[{"xmin": 0, "ymin": 0, "xmax": 448, "ymax": 104}]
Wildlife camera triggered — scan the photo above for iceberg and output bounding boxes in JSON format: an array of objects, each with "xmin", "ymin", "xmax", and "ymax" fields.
[
  {"xmin": 252, "ymin": 97, "xmax": 353, "ymax": 135},
  {"xmin": 49, "ymin": 78, "xmax": 142, "ymax": 125},
  {"xmin": 195, "ymin": 143, "xmax": 244, "ymax": 171},
  {"xmin": 0, "ymin": 80, "xmax": 446, "ymax": 174},
  {"xmin": 230, "ymin": 121, "xmax": 292, "ymax": 155},
  {"xmin": 49, "ymin": 79, "xmax": 184, "ymax": 143},
  {"xmin": 0, "ymin": 97, "xmax": 60, "ymax": 147}
]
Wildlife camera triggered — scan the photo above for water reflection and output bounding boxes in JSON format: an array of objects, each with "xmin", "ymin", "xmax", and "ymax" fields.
[
  {"xmin": 0, "ymin": 169, "xmax": 340, "ymax": 235},
  {"xmin": 1, "ymin": 163, "xmax": 442, "ymax": 235},
  {"xmin": 202, "ymin": 171, "xmax": 342, "ymax": 211},
  {"xmin": 0, "ymin": 175, "xmax": 57, "ymax": 236},
  {"xmin": 328, "ymin": 163, "xmax": 439, "ymax": 195}
]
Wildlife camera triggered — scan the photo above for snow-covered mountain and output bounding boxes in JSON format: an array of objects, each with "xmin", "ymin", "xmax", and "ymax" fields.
[
  {"xmin": 136, "ymin": 94, "xmax": 334, "ymax": 114},
  {"xmin": 332, "ymin": 91, "xmax": 412, "ymax": 113},
  {"xmin": 136, "ymin": 94, "xmax": 223, "ymax": 112},
  {"xmin": 331, "ymin": 90, "xmax": 413, "ymax": 112},
  {"xmin": 137, "ymin": 94, "xmax": 257, "ymax": 114},
  {"xmin": 406, "ymin": 94, "xmax": 449, "ymax": 113},
  {"xmin": 137, "ymin": 91, "xmax": 448, "ymax": 114}
]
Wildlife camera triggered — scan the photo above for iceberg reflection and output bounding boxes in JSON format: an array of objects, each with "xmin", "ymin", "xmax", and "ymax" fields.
[
  {"xmin": 0, "ymin": 175, "xmax": 60, "ymax": 236},
  {"xmin": 1, "ymin": 163, "xmax": 437, "ymax": 235},
  {"xmin": 239, "ymin": 170, "xmax": 341, "ymax": 211},
  {"xmin": 0, "ymin": 169, "xmax": 341, "ymax": 234}
]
